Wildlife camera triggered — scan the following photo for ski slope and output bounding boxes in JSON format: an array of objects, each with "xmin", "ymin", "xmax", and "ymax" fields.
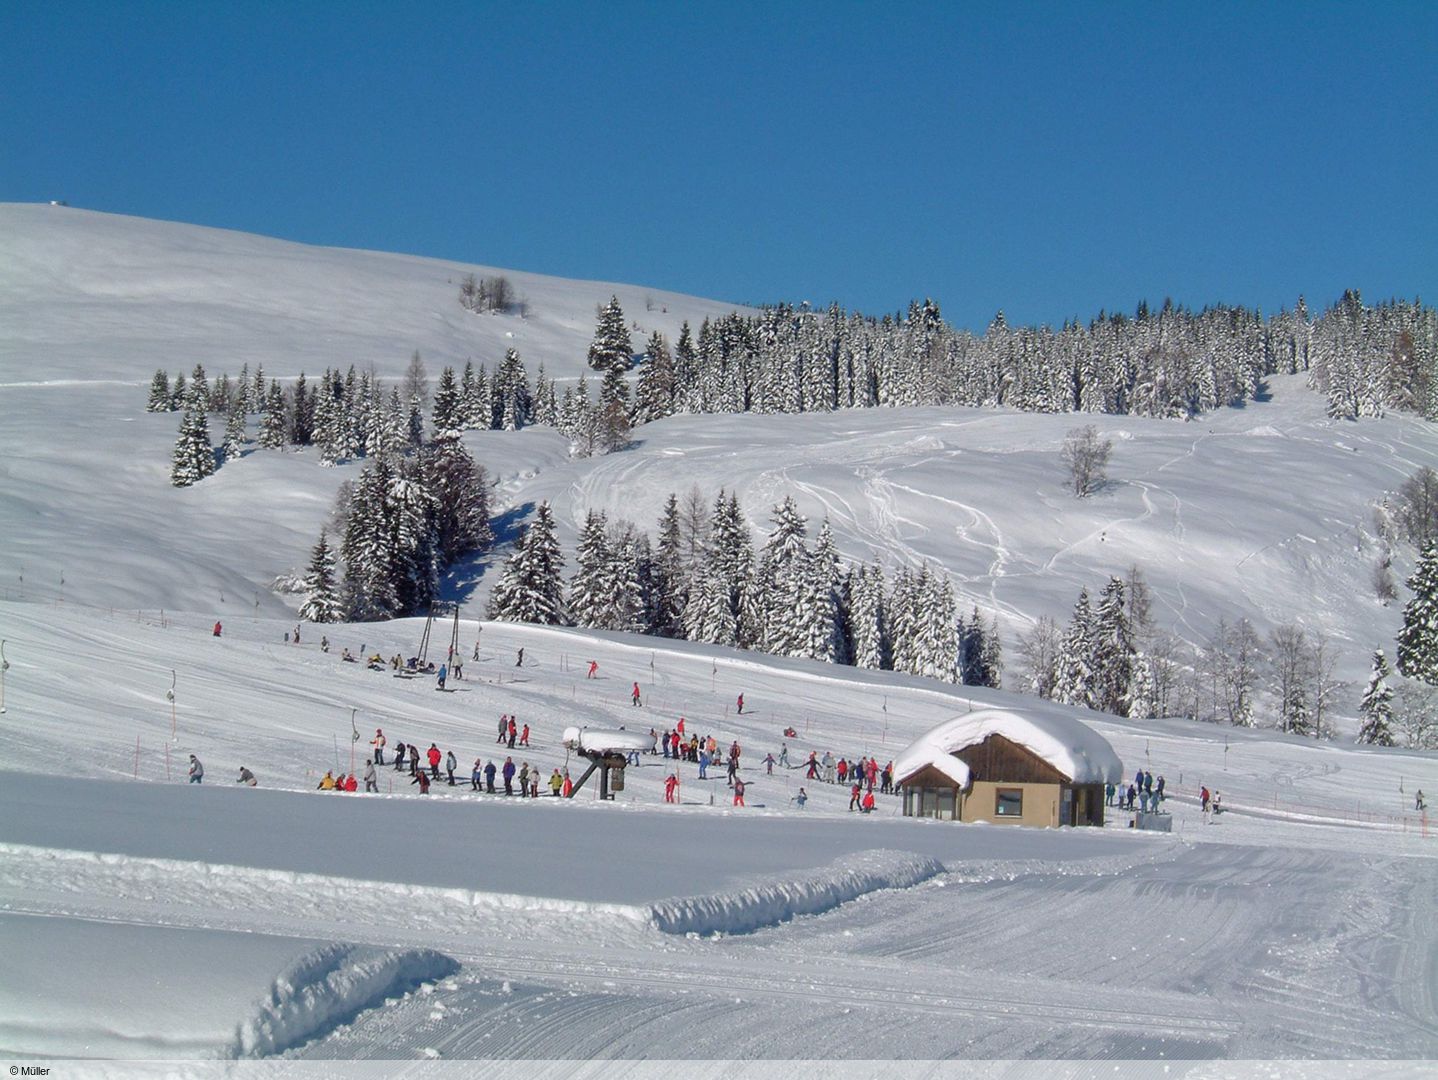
[{"xmin": 2, "ymin": 206, "xmax": 1438, "ymax": 1068}]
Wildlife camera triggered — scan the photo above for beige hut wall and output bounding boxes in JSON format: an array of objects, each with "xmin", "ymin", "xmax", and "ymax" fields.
[{"xmin": 961, "ymin": 780, "xmax": 1061, "ymax": 828}]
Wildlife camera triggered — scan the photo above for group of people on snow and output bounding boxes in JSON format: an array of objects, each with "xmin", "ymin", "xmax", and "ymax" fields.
[{"xmin": 1108, "ymin": 769, "xmax": 1166, "ymax": 813}]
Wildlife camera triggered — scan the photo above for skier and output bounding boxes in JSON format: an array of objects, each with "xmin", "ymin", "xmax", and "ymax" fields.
[
  {"xmin": 726, "ymin": 752, "xmax": 739, "ymax": 788},
  {"xmin": 212, "ymin": 621, "xmax": 222, "ymax": 637},
  {"xmin": 484, "ymin": 759, "xmax": 497, "ymax": 793},
  {"xmin": 631, "ymin": 682, "xmax": 642, "ymax": 707},
  {"xmin": 426, "ymin": 743, "xmax": 441, "ymax": 781},
  {"xmin": 293, "ymin": 625, "xmax": 300, "ymax": 644},
  {"xmin": 794, "ymin": 787, "xmax": 807, "ymax": 809},
  {"xmin": 321, "ymin": 635, "xmax": 330, "ymax": 653},
  {"xmin": 371, "ymin": 728, "xmax": 386, "ymax": 766},
  {"xmin": 188, "ymin": 754, "xmax": 203, "ymax": 783},
  {"xmin": 698, "ymin": 750, "xmax": 710, "ymax": 779},
  {"xmin": 779, "ymin": 743, "xmax": 789, "ymax": 769},
  {"xmin": 1155, "ymin": 775, "xmax": 1166, "ymax": 805},
  {"xmin": 862, "ymin": 790, "xmax": 875, "ymax": 814},
  {"xmin": 237, "ymin": 766, "xmax": 257, "ymax": 786},
  {"xmin": 1417, "ymin": 790, "xmax": 1426, "ymax": 811},
  {"xmin": 520, "ymin": 723, "xmax": 530, "ymax": 748},
  {"xmin": 471, "ymin": 758, "xmax": 484, "ymax": 790},
  {"xmin": 518, "ymin": 762, "xmax": 531, "ymax": 796},
  {"xmin": 732, "ymin": 777, "xmax": 746, "ymax": 807},
  {"xmin": 529, "ymin": 771, "xmax": 539, "ymax": 798},
  {"xmin": 497, "ymin": 715, "xmax": 508, "ymax": 744},
  {"xmin": 561, "ymin": 769, "xmax": 573, "ymax": 797},
  {"xmin": 393, "ymin": 741, "xmax": 407, "ymax": 771},
  {"xmin": 516, "ymin": 647, "xmax": 524, "ymax": 667},
  {"xmin": 1200, "ymin": 786, "xmax": 1211, "ymax": 813},
  {"xmin": 664, "ymin": 773, "xmax": 679, "ymax": 803},
  {"xmin": 411, "ymin": 770, "xmax": 430, "ymax": 795},
  {"xmin": 849, "ymin": 783, "xmax": 862, "ymax": 811},
  {"xmin": 502, "ymin": 756, "xmax": 516, "ymax": 795},
  {"xmin": 736, "ymin": 693, "xmax": 744, "ymax": 715},
  {"xmin": 364, "ymin": 758, "xmax": 377, "ymax": 792},
  {"xmin": 837, "ymin": 758, "xmax": 849, "ymax": 785},
  {"xmin": 763, "ymin": 752, "xmax": 776, "ymax": 776},
  {"xmin": 550, "ymin": 769, "xmax": 563, "ymax": 796},
  {"xmin": 675, "ymin": 717, "xmax": 685, "ymax": 737},
  {"xmin": 445, "ymin": 749, "xmax": 457, "ymax": 786},
  {"xmin": 437, "ymin": 664, "xmax": 447, "ymax": 691},
  {"xmin": 587, "ymin": 660, "xmax": 599, "ymax": 679},
  {"xmin": 508, "ymin": 716, "xmax": 517, "ymax": 748},
  {"xmin": 805, "ymin": 752, "xmax": 819, "ymax": 780},
  {"xmin": 473, "ymin": 639, "xmax": 480, "ymax": 661}
]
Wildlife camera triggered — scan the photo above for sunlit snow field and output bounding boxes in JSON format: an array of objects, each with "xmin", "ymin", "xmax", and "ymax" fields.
[{"xmin": 1, "ymin": 206, "xmax": 1436, "ymax": 1069}]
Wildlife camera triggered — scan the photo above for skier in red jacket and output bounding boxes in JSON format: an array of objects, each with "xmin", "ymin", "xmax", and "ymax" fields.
[{"xmin": 426, "ymin": 744, "xmax": 442, "ymax": 780}]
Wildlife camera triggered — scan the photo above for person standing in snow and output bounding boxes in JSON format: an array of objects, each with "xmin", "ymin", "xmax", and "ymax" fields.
[
  {"xmin": 822, "ymin": 751, "xmax": 836, "ymax": 783},
  {"xmin": 1105, "ymin": 781, "xmax": 1115, "ymax": 807},
  {"xmin": 562, "ymin": 769, "xmax": 572, "ymax": 797},
  {"xmin": 497, "ymin": 715, "xmax": 508, "ymax": 744},
  {"xmin": 849, "ymin": 783, "xmax": 862, "ymax": 811},
  {"xmin": 794, "ymin": 787, "xmax": 807, "ymax": 809},
  {"xmin": 364, "ymin": 758, "xmax": 377, "ymax": 792},
  {"xmin": 188, "ymin": 755, "xmax": 203, "ymax": 783},
  {"xmin": 1200, "ymin": 785, "xmax": 1210, "ymax": 813},
  {"xmin": 426, "ymin": 743, "xmax": 441, "ymax": 780},
  {"xmin": 507, "ymin": 716, "xmax": 518, "ymax": 748},
  {"xmin": 371, "ymin": 728, "xmax": 386, "ymax": 766},
  {"xmin": 732, "ymin": 777, "xmax": 746, "ymax": 807},
  {"xmin": 445, "ymin": 749, "xmax": 457, "ymax": 785},
  {"xmin": 1155, "ymin": 775, "xmax": 1166, "ymax": 806},
  {"xmin": 471, "ymin": 758, "xmax": 484, "ymax": 790},
  {"xmin": 437, "ymin": 664, "xmax": 447, "ymax": 691},
  {"xmin": 213, "ymin": 621, "xmax": 222, "ymax": 637},
  {"xmin": 518, "ymin": 761, "xmax": 530, "ymax": 796},
  {"xmin": 631, "ymin": 682, "xmax": 642, "ymax": 706},
  {"xmin": 502, "ymin": 756, "xmax": 516, "ymax": 795},
  {"xmin": 664, "ymin": 773, "xmax": 679, "ymax": 803},
  {"xmin": 393, "ymin": 742, "xmax": 406, "ymax": 771},
  {"xmin": 1417, "ymin": 790, "xmax": 1427, "ymax": 811},
  {"xmin": 550, "ymin": 769, "xmax": 563, "ymax": 796},
  {"xmin": 293, "ymin": 625, "xmax": 300, "ymax": 644},
  {"xmin": 763, "ymin": 752, "xmax": 776, "ymax": 776},
  {"xmin": 779, "ymin": 743, "xmax": 790, "ymax": 769},
  {"xmin": 1127, "ymin": 782, "xmax": 1137, "ymax": 810},
  {"xmin": 587, "ymin": 660, "xmax": 598, "ymax": 679},
  {"xmin": 649, "ymin": 728, "xmax": 658, "ymax": 755},
  {"xmin": 736, "ymin": 693, "xmax": 744, "ymax": 714},
  {"xmin": 520, "ymin": 723, "xmax": 530, "ymax": 748},
  {"xmin": 516, "ymin": 647, "xmax": 524, "ymax": 667},
  {"xmin": 726, "ymin": 751, "xmax": 739, "ymax": 788},
  {"xmin": 805, "ymin": 752, "xmax": 819, "ymax": 780},
  {"xmin": 484, "ymin": 759, "xmax": 497, "ymax": 793}
]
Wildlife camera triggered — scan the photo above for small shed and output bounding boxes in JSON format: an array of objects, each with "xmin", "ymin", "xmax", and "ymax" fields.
[{"xmin": 894, "ymin": 708, "xmax": 1123, "ymax": 827}]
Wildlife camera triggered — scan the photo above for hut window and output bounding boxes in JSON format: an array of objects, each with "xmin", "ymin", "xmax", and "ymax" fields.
[{"xmin": 995, "ymin": 788, "xmax": 1023, "ymax": 817}]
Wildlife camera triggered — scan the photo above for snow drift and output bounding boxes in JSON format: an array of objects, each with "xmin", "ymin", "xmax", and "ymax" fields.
[{"xmin": 648, "ymin": 849, "xmax": 944, "ymax": 936}]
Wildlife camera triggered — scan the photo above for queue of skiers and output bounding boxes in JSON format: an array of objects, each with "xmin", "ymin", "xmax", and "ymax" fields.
[{"xmin": 1107, "ymin": 770, "xmax": 1167, "ymax": 812}]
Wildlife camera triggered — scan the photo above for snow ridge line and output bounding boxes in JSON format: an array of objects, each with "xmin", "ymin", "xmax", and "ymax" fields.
[
  {"xmin": 0, "ymin": 843, "xmax": 942, "ymax": 939},
  {"xmin": 228, "ymin": 942, "xmax": 460, "ymax": 1059},
  {"xmin": 648, "ymin": 849, "xmax": 944, "ymax": 936}
]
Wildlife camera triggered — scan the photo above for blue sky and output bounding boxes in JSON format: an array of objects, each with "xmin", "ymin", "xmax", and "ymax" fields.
[{"xmin": 3, "ymin": 1, "xmax": 1434, "ymax": 329}]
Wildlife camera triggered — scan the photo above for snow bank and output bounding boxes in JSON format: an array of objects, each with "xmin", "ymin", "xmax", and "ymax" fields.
[
  {"xmin": 893, "ymin": 707, "xmax": 1125, "ymax": 788},
  {"xmin": 229, "ymin": 942, "xmax": 458, "ymax": 1058},
  {"xmin": 648, "ymin": 849, "xmax": 943, "ymax": 936}
]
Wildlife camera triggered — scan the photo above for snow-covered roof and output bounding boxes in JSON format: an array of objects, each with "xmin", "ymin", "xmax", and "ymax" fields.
[{"xmin": 893, "ymin": 708, "xmax": 1124, "ymax": 788}]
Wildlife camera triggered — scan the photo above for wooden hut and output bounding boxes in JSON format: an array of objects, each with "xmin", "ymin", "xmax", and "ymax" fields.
[{"xmin": 894, "ymin": 708, "xmax": 1122, "ymax": 827}]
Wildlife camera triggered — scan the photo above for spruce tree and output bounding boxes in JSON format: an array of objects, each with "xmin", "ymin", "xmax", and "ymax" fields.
[
  {"xmin": 298, "ymin": 529, "xmax": 344, "ymax": 623},
  {"xmin": 169, "ymin": 402, "xmax": 216, "ymax": 487},
  {"xmin": 587, "ymin": 295, "xmax": 633, "ymax": 373},
  {"xmin": 386, "ymin": 463, "xmax": 439, "ymax": 615},
  {"xmin": 1092, "ymin": 577, "xmax": 1136, "ymax": 715},
  {"xmin": 651, "ymin": 494, "xmax": 687, "ymax": 637},
  {"xmin": 1053, "ymin": 589, "xmax": 1097, "ymax": 709},
  {"xmin": 597, "ymin": 364, "xmax": 632, "ymax": 452},
  {"xmin": 222, "ymin": 401, "xmax": 247, "ymax": 462},
  {"xmin": 1357, "ymin": 649, "xmax": 1397, "ymax": 745},
  {"xmin": 1397, "ymin": 545, "xmax": 1438, "ymax": 685},
  {"xmin": 635, "ymin": 330, "xmax": 676, "ymax": 422},
  {"xmin": 422, "ymin": 433, "xmax": 493, "ymax": 561},
  {"xmin": 487, "ymin": 502, "xmax": 566, "ymax": 624},
  {"xmin": 342, "ymin": 458, "xmax": 399, "ymax": 620},
  {"xmin": 849, "ymin": 563, "xmax": 889, "ymax": 670},
  {"xmin": 431, "ymin": 367, "xmax": 462, "ymax": 436},
  {"xmin": 568, "ymin": 510, "xmax": 611, "ymax": 628},
  {"xmin": 258, "ymin": 382, "xmax": 289, "ymax": 448},
  {"xmin": 146, "ymin": 370, "xmax": 172, "ymax": 412}
]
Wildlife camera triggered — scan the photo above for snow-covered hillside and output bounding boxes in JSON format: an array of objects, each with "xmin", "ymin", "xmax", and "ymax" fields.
[{"xmin": 3, "ymin": 207, "xmax": 1438, "ymax": 1067}]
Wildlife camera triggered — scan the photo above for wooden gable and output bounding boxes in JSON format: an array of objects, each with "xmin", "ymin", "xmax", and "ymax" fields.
[{"xmin": 953, "ymin": 733, "xmax": 1067, "ymax": 786}]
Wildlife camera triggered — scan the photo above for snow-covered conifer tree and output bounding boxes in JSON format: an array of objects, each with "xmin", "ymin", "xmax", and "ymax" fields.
[
  {"xmin": 635, "ymin": 331, "xmax": 676, "ymax": 423},
  {"xmin": 298, "ymin": 529, "xmax": 344, "ymax": 623},
  {"xmin": 1092, "ymin": 577, "xmax": 1135, "ymax": 715},
  {"xmin": 1397, "ymin": 545, "xmax": 1438, "ymax": 685},
  {"xmin": 222, "ymin": 400, "xmax": 247, "ymax": 463},
  {"xmin": 651, "ymin": 494, "xmax": 687, "ymax": 637},
  {"xmin": 1053, "ymin": 590, "xmax": 1097, "ymax": 709},
  {"xmin": 169, "ymin": 402, "xmax": 216, "ymax": 487},
  {"xmin": 568, "ymin": 510, "xmax": 610, "ymax": 628},
  {"xmin": 430, "ymin": 367, "xmax": 462, "ymax": 436},
  {"xmin": 258, "ymin": 382, "xmax": 288, "ymax": 449},
  {"xmin": 1357, "ymin": 648, "xmax": 1397, "ymax": 746},
  {"xmin": 422, "ymin": 433, "xmax": 493, "ymax": 562},
  {"xmin": 587, "ymin": 295, "xmax": 633, "ymax": 373},
  {"xmin": 147, "ymin": 370, "xmax": 172, "ymax": 412},
  {"xmin": 487, "ymin": 502, "xmax": 566, "ymax": 624},
  {"xmin": 849, "ymin": 564, "xmax": 888, "ymax": 670}
]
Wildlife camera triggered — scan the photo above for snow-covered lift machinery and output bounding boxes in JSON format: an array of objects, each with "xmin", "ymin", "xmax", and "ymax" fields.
[{"xmin": 562, "ymin": 726, "xmax": 650, "ymax": 800}]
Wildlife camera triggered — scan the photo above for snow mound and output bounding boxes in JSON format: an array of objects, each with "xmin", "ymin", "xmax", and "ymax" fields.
[
  {"xmin": 648, "ymin": 849, "xmax": 942, "ymax": 936},
  {"xmin": 230, "ymin": 943, "xmax": 459, "ymax": 1058},
  {"xmin": 893, "ymin": 707, "xmax": 1125, "ymax": 788}
]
